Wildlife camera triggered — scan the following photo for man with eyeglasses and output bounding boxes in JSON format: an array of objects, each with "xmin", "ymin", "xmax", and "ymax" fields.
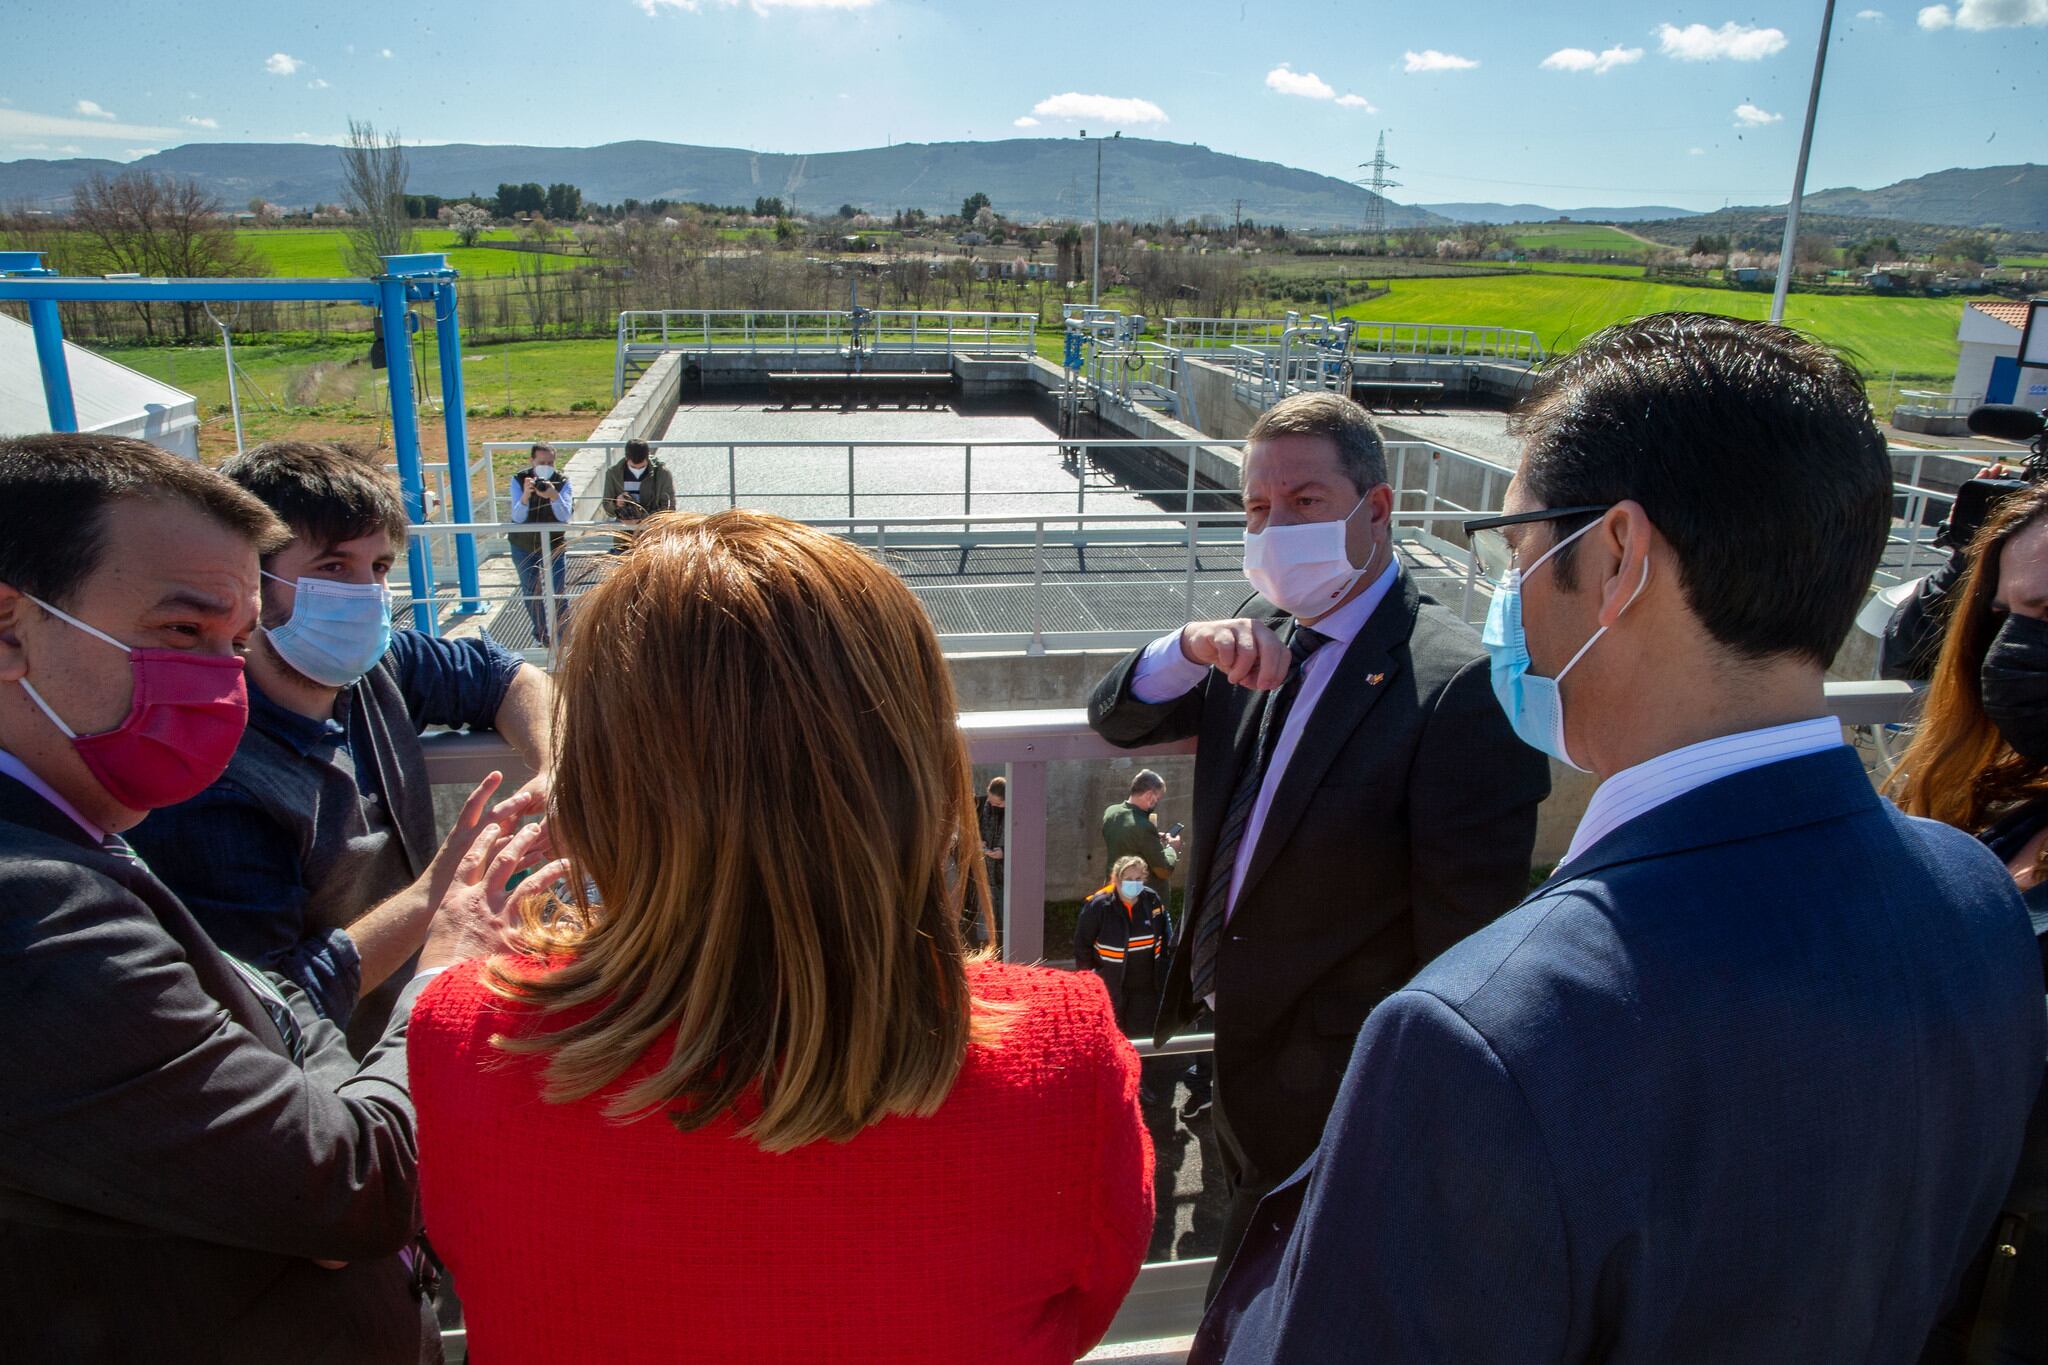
[{"xmin": 1193, "ymin": 313, "xmax": 2046, "ymax": 1364}]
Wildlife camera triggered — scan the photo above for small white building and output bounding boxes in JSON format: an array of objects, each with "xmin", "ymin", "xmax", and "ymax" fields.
[
  {"xmin": 0, "ymin": 314, "xmax": 201, "ymax": 459},
  {"xmin": 1954, "ymin": 299, "xmax": 2046, "ymax": 409}
]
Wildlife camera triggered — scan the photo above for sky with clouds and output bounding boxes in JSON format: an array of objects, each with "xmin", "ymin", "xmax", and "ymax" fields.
[{"xmin": 0, "ymin": 0, "xmax": 2040, "ymax": 211}]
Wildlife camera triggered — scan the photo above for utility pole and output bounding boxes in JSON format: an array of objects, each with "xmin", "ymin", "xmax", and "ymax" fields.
[
  {"xmin": 1357, "ymin": 131, "xmax": 1401, "ymax": 244},
  {"xmin": 1771, "ymin": 0, "xmax": 1838, "ymax": 324},
  {"xmin": 1234, "ymin": 197, "xmax": 1244, "ymax": 243}
]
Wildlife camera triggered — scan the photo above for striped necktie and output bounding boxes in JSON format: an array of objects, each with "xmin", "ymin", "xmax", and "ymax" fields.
[{"xmin": 1188, "ymin": 624, "xmax": 1332, "ymax": 1006}]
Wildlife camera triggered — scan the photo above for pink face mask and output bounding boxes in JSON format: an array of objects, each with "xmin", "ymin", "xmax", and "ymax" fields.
[{"xmin": 16, "ymin": 594, "xmax": 249, "ymax": 811}]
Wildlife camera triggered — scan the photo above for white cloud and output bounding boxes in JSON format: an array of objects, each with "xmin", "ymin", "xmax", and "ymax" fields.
[
  {"xmin": 1936, "ymin": 0, "xmax": 2048, "ymax": 25},
  {"xmin": 1541, "ymin": 44, "xmax": 1644, "ymax": 73},
  {"xmin": 0, "ymin": 108, "xmax": 183, "ymax": 142},
  {"xmin": 1029, "ymin": 91, "xmax": 1169, "ymax": 125},
  {"xmin": 1403, "ymin": 49, "xmax": 1479, "ymax": 72},
  {"xmin": 124, "ymin": 148, "xmax": 159, "ymax": 159},
  {"xmin": 1335, "ymin": 93, "xmax": 1376, "ymax": 109},
  {"xmin": 380, "ymin": 47, "xmax": 395, "ymax": 57},
  {"xmin": 1655, "ymin": 21, "xmax": 1789, "ymax": 60},
  {"xmin": 1013, "ymin": 115, "xmax": 1039, "ymax": 127},
  {"xmin": 1688, "ymin": 146, "xmax": 1708, "ymax": 155},
  {"xmin": 265, "ymin": 52, "xmax": 303, "ymax": 75},
  {"xmin": 307, "ymin": 78, "xmax": 330, "ymax": 89},
  {"xmin": 1856, "ymin": 8, "xmax": 1886, "ymax": 17},
  {"xmin": 182, "ymin": 115, "xmax": 219, "ymax": 129},
  {"xmin": 1918, "ymin": 4, "xmax": 1956, "ymax": 23},
  {"xmin": 1265, "ymin": 64, "xmax": 1335, "ymax": 99},
  {"xmin": 1734, "ymin": 102, "xmax": 1783, "ymax": 125},
  {"xmin": 74, "ymin": 100, "xmax": 116, "ymax": 119}
]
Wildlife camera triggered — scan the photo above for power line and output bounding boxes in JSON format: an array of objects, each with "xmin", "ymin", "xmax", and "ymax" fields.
[{"xmin": 1357, "ymin": 131, "xmax": 1401, "ymax": 239}]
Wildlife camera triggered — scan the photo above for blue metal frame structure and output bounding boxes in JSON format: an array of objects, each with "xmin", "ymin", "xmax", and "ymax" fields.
[{"xmin": 0, "ymin": 251, "xmax": 483, "ymax": 631}]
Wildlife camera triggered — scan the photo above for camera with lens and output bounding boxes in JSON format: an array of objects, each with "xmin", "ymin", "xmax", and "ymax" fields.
[{"xmin": 1942, "ymin": 404, "xmax": 2048, "ymax": 552}]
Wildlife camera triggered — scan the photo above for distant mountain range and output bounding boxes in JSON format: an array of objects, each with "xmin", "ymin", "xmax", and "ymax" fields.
[
  {"xmin": 1417, "ymin": 202, "xmax": 1700, "ymax": 225},
  {"xmin": 0, "ymin": 137, "xmax": 1446, "ymax": 231},
  {"xmin": 1, "ymin": 140, "xmax": 2037, "ymax": 236}
]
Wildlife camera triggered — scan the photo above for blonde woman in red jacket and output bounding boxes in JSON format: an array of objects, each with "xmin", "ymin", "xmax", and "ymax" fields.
[{"xmin": 409, "ymin": 510, "xmax": 1153, "ymax": 1365}]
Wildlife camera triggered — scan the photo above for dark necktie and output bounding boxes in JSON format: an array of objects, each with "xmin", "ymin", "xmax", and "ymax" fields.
[{"xmin": 1188, "ymin": 624, "xmax": 1333, "ymax": 1005}]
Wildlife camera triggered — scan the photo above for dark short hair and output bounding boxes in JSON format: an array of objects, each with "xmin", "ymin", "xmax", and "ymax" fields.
[
  {"xmin": 219, "ymin": 441, "xmax": 408, "ymax": 560},
  {"xmin": 1245, "ymin": 392, "xmax": 1387, "ymax": 495},
  {"xmin": 1513, "ymin": 312, "xmax": 1891, "ymax": 666},
  {"xmin": 986, "ymin": 776, "xmax": 1006, "ymax": 799},
  {"xmin": 0, "ymin": 433, "xmax": 287, "ymax": 607},
  {"xmin": 624, "ymin": 439, "xmax": 651, "ymax": 462},
  {"xmin": 531, "ymin": 443, "xmax": 555, "ymax": 461},
  {"xmin": 1130, "ymin": 768, "xmax": 1166, "ymax": 798}
]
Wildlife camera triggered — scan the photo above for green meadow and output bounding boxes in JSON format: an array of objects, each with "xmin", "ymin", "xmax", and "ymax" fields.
[{"xmin": 234, "ymin": 227, "xmax": 585, "ymax": 278}]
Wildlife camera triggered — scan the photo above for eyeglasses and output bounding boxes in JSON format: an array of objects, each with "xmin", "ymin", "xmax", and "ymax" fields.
[{"xmin": 1461, "ymin": 505, "xmax": 1612, "ymax": 577}]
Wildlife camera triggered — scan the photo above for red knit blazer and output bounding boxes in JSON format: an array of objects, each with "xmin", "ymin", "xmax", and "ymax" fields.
[{"xmin": 410, "ymin": 958, "xmax": 1154, "ymax": 1365}]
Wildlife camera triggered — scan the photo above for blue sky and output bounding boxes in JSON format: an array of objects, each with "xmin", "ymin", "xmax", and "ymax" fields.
[{"xmin": 0, "ymin": 0, "xmax": 2040, "ymax": 211}]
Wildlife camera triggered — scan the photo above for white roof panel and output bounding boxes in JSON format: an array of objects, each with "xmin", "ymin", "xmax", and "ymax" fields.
[{"xmin": 0, "ymin": 313, "xmax": 200, "ymax": 459}]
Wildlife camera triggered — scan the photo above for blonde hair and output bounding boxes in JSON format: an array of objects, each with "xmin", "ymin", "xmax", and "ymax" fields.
[
  {"xmin": 1111, "ymin": 855, "xmax": 1149, "ymax": 883},
  {"xmin": 490, "ymin": 510, "xmax": 997, "ymax": 1152}
]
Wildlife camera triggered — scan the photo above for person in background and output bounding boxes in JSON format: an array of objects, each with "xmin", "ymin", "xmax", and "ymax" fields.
[
  {"xmin": 130, "ymin": 442, "xmax": 555, "ymax": 1054},
  {"xmin": 976, "ymin": 775, "xmax": 1006, "ymax": 944},
  {"xmin": 410, "ymin": 511, "xmax": 1151, "ymax": 1365},
  {"xmin": 0, "ymin": 432, "xmax": 538, "ymax": 1363},
  {"xmin": 600, "ymin": 438, "xmax": 675, "ymax": 553},
  {"xmin": 508, "ymin": 442, "xmax": 573, "ymax": 647},
  {"xmin": 1088, "ymin": 391, "xmax": 1550, "ymax": 1293},
  {"xmin": 1890, "ymin": 482, "xmax": 2048, "ymax": 1364},
  {"xmin": 1101, "ymin": 768, "xmax": 1180, "ymax": 898},
  {"xmin": 1075, "ymin": 855, "xmax": 1176, "ymax": 1108},
  {"xmin": 1195, "ymin": 314, "xmax": 2045, "ymax": 1364}
]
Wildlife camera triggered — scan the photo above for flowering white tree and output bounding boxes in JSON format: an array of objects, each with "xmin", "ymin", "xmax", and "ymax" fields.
[{"xmin": 440, "ymin": 201, "xmax": 493, "ymax": 248}]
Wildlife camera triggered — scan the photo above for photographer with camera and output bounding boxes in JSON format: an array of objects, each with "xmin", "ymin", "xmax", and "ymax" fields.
[
  {"xmin": 599, "ymin": 439, "xmax": 675, "ymax": 554},
  {"xmin": 1889, "ymin": 480, "xmax": 2048, "ymax": 1364},
  {"xmin": 508, "ymin": 442, "xmax": 574, "ymax": 647},
  {"xmin": 1883, "ymin": 403, "xmax": 2048, "ymax": 681}
]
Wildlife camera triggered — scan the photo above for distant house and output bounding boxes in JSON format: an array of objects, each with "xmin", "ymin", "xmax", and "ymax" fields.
[
  {"xmin": 956, "ymin": 231, "xmax": 988, "ymax": 247},
  {"xmin": 1728, "ymin": 267, "xmax": 1762, "ymax": 286},
  {"xmin": 1958, "ymin": 299, "xmax": 2047, "ymax": 408}
]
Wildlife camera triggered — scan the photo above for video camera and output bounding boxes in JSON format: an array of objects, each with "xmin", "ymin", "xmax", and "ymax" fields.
[{"xmin": 1940, "ymin": 404, "xmax": 2048, "ymax": 551}]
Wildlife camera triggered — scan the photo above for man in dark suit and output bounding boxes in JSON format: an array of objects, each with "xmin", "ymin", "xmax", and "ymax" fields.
[
  {"xmin": 1195, "ymin": 314, "xmax": 2048, "ymax": 1363},
  {"xmin": 0, "ymin": 434, "xmax": 542, "ymax": 1362},
  {"xmin": 1088, "ymin": 392, "xmax": 1550, "ymax": 1290}
]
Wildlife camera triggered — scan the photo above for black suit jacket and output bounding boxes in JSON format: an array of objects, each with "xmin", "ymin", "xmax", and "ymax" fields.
[
  {"xmin": 0, "ymin": 775, "xmax": 432, "ymax": 1363},
  {"xmin": 1087, "ymin": 574, "xmax": 1550, "ymax": 1184}
]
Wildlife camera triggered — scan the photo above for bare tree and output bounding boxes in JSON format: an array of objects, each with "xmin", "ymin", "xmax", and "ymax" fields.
[
  {"xmin": 339, "ymin": 118, "xmax": 416, "ymax": 276},
  {"xmin": 68, "ymin": 172, "xmax": 268, "ymax": 339}
]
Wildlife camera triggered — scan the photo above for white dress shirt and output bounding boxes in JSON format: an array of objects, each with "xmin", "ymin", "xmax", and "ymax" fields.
[
  {"xmin": 0, "ymin": 746, "xmax": 104, "ymax": 843},
  {"xmin": 1132, "ymin": 557, "xmax": 1400, "ymax": 923},
  {"xmin": 1561, "ymin": 716, "xmax": 1846, "ymax": 868},
  {"xmin": 508, "ymin": 471, "xmax": 574, "ymax": 523}
]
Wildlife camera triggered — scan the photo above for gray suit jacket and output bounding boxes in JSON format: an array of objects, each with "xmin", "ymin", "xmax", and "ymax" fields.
[{"xmin": 0, "ymin": 773, "xmax": 433, "ymax": 1363}]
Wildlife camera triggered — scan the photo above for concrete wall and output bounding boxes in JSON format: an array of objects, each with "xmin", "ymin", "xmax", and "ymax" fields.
[{"xmin": 590, "ymin": 351, "xmax": 684, "ymax": 448}]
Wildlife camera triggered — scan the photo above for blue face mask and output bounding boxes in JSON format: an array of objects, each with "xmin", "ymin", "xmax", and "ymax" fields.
[
  {"xmin": 1480, "ymin": 519, "xmax": 1648, "ymax": 772},
  {"xmin": 1118, "ymin": 879, "xmax": 1146, "ymax": 903},
  {"xmin": 262, "ymin": 571, "xmax": 394, "ymax": 687}
]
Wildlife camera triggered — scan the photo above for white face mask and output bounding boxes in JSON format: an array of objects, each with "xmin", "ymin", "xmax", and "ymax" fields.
[
  {"xmin": 1243, "ymin": 491, "xmax": 1379, "ymax": 619},
  {"xmin": 532, "ymin": 465, "xmax": 556, "ymax": 480}
]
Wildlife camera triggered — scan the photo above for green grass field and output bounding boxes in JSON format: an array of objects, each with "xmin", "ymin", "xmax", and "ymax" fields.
[
  {"xmin": 98, "ymin": 334, "xmax": 618, "ymax": 416},
  {"xmin": 235, "ymin": 227, "xmax": 586, "ymax": 279},
  {"xmin": 1505, "ymin": 222, "xmax": 1655, "ymax": 259},
  {"xmin": 1338, "ymin": 272, "xmax": 1961, "ymax": 378},
  {"xmin": 2002, "ymin": 255, "xmax": 2048, "ymax": 268}
]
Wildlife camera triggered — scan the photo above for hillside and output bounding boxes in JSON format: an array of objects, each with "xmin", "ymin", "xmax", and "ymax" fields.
[
  {"xmin": 1800, "ymin": 164, "xmax": 2046, "ymax": 232},
  {"xmin": 0, "ymin": 137, "xmax": 1445, "ymax": 231},
  {"xmin": 1416, "ymin": 202, "xmax": 1700, "ymax": 225}
]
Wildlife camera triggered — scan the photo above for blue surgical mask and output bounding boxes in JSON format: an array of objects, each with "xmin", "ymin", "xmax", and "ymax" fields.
[
  {"xmin": 1118, "ymin": 879, "xmax": 1146, "ymax": 903},
  {"xmin": 1480, "ymin": 520, "xmax": 1648, "ymax": 772},
  {"xmin": 262, "ymin": 571, "xmax": 394, "ymax": 687}
]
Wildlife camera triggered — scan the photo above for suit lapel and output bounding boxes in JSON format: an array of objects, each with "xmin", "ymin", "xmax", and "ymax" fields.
[{"xmin": 1233, "ymin": 577, "xmax": 1420, "ymax": 907}]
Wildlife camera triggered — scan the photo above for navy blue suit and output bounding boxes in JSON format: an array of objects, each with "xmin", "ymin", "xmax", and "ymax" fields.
[{"xmin": 1197, "ymin": 747, "xmax": 2046, "ymax": 1364}]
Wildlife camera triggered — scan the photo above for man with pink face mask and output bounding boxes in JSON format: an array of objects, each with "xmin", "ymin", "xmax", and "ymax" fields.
[
  {"xmin": 1087, "ymin": 392, "xmax": 1549, "ymax": 1293},
  {"xmin": 0, "ymin": 434, "xmax": 555, "ymax": 1362}
]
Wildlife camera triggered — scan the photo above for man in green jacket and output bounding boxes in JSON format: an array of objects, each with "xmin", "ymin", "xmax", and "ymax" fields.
[
  {"xmin": 600, "ymin": 439, "xmax": 676, "ymax": 552},
  {"xmin": 1102, "ymin": 768, "xmax": 1180, "ymax": 899}
]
